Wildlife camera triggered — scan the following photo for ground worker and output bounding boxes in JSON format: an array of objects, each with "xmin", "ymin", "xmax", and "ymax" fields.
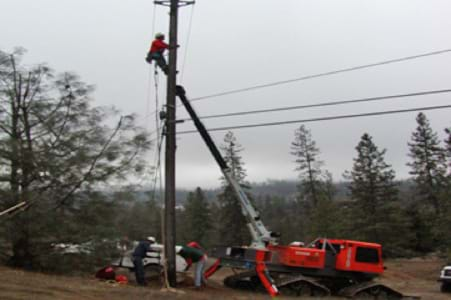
[
  {"xmin": 132, "ymin": 236, "xmax": 155, "ymax": 286},
  {"xmin": 145, "ymin": 32, "xmax": 169, "ymax": 75},
  {"xmin": 177, "ymin": 242, "xmax": 207, "ymax": 290}
]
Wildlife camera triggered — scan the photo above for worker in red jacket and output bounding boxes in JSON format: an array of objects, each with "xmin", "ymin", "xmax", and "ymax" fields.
[{"xmin": 146, "ymin": 32, "xmax": 169, "ymax": 75}]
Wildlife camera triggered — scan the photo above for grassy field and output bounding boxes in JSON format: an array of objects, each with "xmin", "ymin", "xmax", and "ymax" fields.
[{"xmin": 0, "ymin": 257, "xmax": 449, "ymax": 300}]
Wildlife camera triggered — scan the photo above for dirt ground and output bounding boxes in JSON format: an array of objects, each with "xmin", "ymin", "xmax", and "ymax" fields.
[{"xmin": 0, "ymin": 257, "xmax": 449, "ymax": 300}]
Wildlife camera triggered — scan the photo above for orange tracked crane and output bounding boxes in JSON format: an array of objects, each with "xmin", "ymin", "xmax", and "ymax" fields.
[{"xmin": 176, "ymin": 85, "xmax": 417, "ymax": 299}]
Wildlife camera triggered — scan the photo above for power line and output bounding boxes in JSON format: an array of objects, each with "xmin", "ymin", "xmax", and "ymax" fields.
[
  {"xmin": 151, "ymin": 2, "xmax": 157, "ymax": 37},
  {"xmin": 144, "ymin": 47, "xmax": 451, "ymax": 120},
  {"xmin": 188, "ymin": 48, "xmax": 451, "ymax": 102},
  {"xmin": 180, "ymin": 88, "xmax": 451, "ymax": 121},
  {"xmin": 143, "ymin": 3, "xmax": 161, "ymax": 125},
  {"xmin": 180, "ymin": 4, "xmax": 195, "ymax": 83},
  {"xmin": 177, "ymin": 104, "xmax": 451, "ymax": 134}
]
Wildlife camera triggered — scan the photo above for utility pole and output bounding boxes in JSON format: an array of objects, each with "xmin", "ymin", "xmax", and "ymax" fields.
[{"xmin": 154, "ymin": 0, "xmax": 194, "ymax": 287}]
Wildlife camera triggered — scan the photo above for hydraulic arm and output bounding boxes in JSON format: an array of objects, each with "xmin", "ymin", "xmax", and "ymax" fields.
[{"xmin": 176, "ymin": 85, "xmax": 277, "ymax": 248}]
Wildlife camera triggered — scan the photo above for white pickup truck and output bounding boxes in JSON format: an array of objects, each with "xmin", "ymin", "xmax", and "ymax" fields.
[
  {"xmin": 111, "ymin": 242, "xmax": 188, "ymax": 281},
  {"xmin": 438, "ymin": 265, "xmax": 451, "ymax": 292}
]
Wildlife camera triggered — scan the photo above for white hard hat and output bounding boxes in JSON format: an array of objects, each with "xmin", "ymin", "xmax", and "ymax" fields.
[
  {"xmin": 147, "ymin": 236, "xmax": 156, "ymax": 243},
  {"xmin": 175, "ymin": 246, "xmax": 182, "ymax": 253},
  {"xmin": 289, "ymin": 241, "xmax": 305, "ymax": 247},
  {"xmin": 155, "ymin": 32, "xmax": 165, "ymax": 39}
]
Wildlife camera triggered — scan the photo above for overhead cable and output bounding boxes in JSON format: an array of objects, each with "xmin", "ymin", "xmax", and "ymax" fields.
[
  {"xmin": 144, "ymin": 3, "xmax": 159, "ymax": 124},
  {"xmin": 180, "ymin": 5, "xmax": 195, "ymax": 83},
  {"xmin": 189, "ymin": 48, "xmax": 451, "ymax": 102},
  {"xmin": 180, "ymin": 88, "xmax": 451, "ymax": 121},
  {"xmin": 177, "ymin": 104, "xmax": 451, "ymax": 134},
  {"xmin": 151, "ymin": 3, "xmax": 157, "ymax": 37}
]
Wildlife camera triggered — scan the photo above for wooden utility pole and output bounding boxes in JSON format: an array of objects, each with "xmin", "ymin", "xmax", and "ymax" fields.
[
  {"xmin": 164, "ymin": 0, "xmax": 178, "ymax": 287},
  {"xmin": 154, "ymin": 0, "xmax": 194, "ymax": 287}
]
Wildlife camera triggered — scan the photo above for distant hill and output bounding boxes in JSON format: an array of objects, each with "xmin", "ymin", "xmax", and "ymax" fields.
[{"xmin": 135, "ymin": 179, "xmax": 414, "ymax": 205}]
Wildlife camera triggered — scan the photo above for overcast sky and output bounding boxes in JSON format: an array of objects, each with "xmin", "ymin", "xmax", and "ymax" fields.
[{"xmin": 1, "ymin": 0, "xmax": 450, "ymax": 189}]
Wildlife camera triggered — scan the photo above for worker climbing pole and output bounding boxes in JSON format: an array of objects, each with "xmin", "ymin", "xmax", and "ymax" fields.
[
  {"xmin": 146, "ymin": 32, "xmax": 170, "ymax": 75},
  {"xmin": 152, "ymin": 0, "xmax": 194, "ymax": 288}
]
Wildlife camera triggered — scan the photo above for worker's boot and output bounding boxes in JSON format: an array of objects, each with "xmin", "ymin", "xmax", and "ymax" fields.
[
  {"xmin": 162, "ymin": 67, "xmax": 179, "ymax": 76},
  {"xmin": 162, "ymin": 66, "xmax": 169, "ymax": 75}
]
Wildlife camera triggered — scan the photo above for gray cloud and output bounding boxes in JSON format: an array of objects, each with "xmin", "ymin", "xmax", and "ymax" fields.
[{"xmin": 2, "ymin": 0, "xmax": 450, "ymax": 188}]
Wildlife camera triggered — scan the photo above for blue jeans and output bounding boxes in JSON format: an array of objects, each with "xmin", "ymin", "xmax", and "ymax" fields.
[
  {"xmin": 195, "ymin": 256, "xmax": 206, "ymax": 287},
  {"xmin": 146, "ymin": 52, "xmax": 168, "ymax": 74},
  {"xmin": 133, "ymin": 256, "xmax": 146, "ymax": 285}
]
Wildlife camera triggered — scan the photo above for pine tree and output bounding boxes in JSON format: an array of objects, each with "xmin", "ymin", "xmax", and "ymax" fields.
[
  {"xmin": 182, "ymin": 187, "xmax": 212, "ymax": 247},
  {"xmin": 291, "ymin": 125, "xmax": 336, "ymax": 241},
  {"xmin": 445, "ymin": 128, "xmax": 451, "ymax": 173},
  {"xmin": 291, "ymin": 125, "xmax": 325, "ymax": 208},
  {"xmin": 407, "ymin": 113, "xmax": 448, "ymax": 215},
  {"xmin": 114, "ymin": 194, "xmax": 162, "ymax": 243},
  {"xmin": 436, "ymin": 127, "xmax": 451, "ymax": 252},
  {"xmin": 222, "ymin": 131, "xmax": 247, "ymax": 183},
  {"xmin": 259, "ymin": 195, "xmax": 298, "ymax": 245},
  {"xmin": 217, "ymin": 132, "xmax": 251, "ymax": 245},
  {"xmin": 307, "ymin": 171, "xmax": 341, "ymax": 239},
  {"xmin": 345, "ymin": 133, "xmax": 409, "ymax": 254}
]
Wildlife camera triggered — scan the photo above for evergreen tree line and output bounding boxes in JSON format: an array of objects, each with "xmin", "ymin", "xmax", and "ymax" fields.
[
  {"xmin": 30, "ymin": 107, "xmax": 446, "ymax": 269},
  {"xmin": 176, "ymin": 113, "xmax": 451, "ymax": 259}
]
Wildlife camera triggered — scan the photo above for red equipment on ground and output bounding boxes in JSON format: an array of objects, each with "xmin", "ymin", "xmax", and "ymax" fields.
[
  {"xmin": 115, "ymin": 274, "xmax": 129, "ymax": 284},
  {"xmin": 95, "ymin": 266, "xmax": 116, "ymax": 280}
]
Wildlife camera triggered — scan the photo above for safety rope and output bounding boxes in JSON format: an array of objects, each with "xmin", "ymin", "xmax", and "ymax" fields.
[
  {"xmin": 157, "ymin": 129, "xmax": 169, "ymax": 289},
  {"xmin": 145, "ymin": 0, "xmax": 158, "ymax": 127},
  {"xmin": 151, "ymin": 63, "xmax": 172, "ymax": 290},
  {"xmin": 145, "ymin": 2, "xmax": 172, "ymax": 289},
  {"xmin": 149, "ymin": 68, "xmax": 162, "ymax": 203}
]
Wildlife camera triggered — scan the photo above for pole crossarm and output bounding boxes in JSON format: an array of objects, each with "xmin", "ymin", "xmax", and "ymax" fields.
[{"xmin": 154, "ymin": 0, "xmax": 195, "ymax": 7}]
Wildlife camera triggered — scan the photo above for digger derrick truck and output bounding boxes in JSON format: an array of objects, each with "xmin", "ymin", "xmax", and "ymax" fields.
[{"xmin": 175, "ymin": 85, "xmax": 416, "ymax": 299}]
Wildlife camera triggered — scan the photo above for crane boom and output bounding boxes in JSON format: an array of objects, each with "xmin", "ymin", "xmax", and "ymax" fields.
[{"xmin": 175, "ymin": 85, "xmax": 277, "ymax": 248}]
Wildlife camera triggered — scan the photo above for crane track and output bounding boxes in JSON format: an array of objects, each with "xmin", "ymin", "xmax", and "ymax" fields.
[
  {"xmin": 223, "ymin": 271, "xmax": 330, "ymax": 297},
  {"xmin": 223, "ymin": 271, "xmax": 418, "ymax": 299}
]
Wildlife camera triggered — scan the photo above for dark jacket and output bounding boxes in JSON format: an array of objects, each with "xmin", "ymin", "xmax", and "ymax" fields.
[
  {"xmin": 133, "ymin": 241, "xmax": 152, "ymax": 258},
  {"xmin": 179, "ymin": 246, "xmax": 204, "ymax": 263}
]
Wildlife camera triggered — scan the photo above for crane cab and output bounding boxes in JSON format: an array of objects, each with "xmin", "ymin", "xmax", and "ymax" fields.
[
  {"xmin": 269, "ymin": 238, "xmax": 384, "ymax": 276},
  {"xmin": 326, "ymin": 239, "xmax": 384, "ymax": 274}
]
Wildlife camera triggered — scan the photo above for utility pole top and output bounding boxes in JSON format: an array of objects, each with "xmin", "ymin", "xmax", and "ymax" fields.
[{"xmin": 154, "ymin": 1, "xmax": 195, "ymax": 7}]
